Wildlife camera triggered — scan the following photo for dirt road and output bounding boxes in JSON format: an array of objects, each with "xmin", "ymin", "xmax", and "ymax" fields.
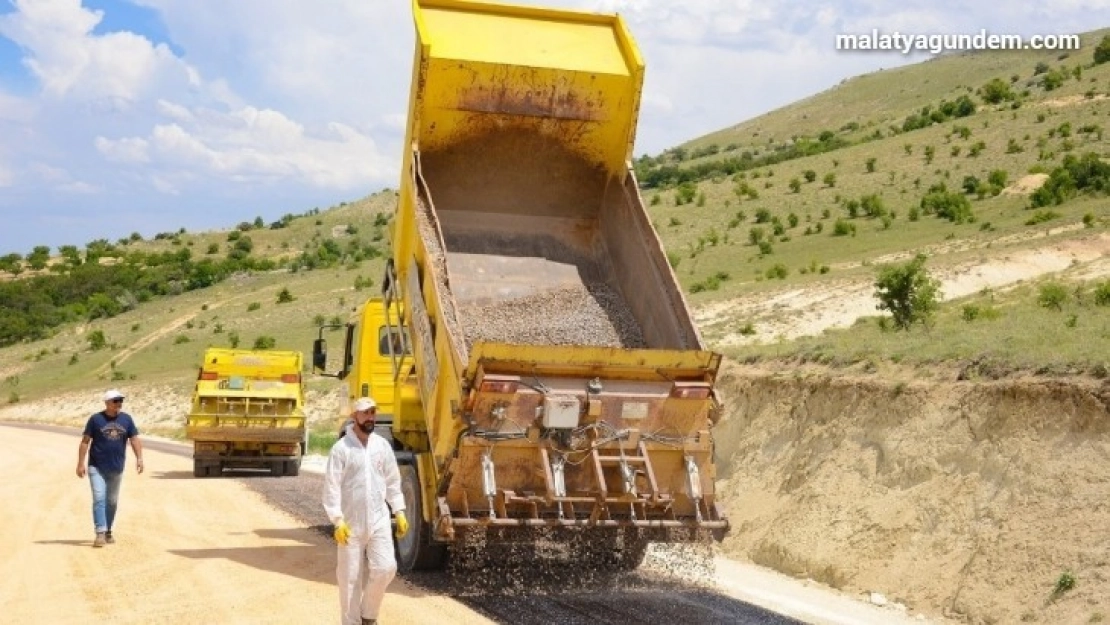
[
  {"xmin": 0, "ymin": 425, "xmax": 493, "ymax": 625},
  {"xmin": 1, "ymin": 424, "xmax": 935, "ymax": 625}
]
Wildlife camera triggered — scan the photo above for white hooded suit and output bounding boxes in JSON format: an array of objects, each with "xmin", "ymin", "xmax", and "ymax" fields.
[{"xmin": 323, "ymin": 424, "xmax": 406, "ymax": 625}]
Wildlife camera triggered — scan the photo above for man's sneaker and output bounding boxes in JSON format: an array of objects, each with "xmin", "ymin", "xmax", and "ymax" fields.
[
  {"xmin": 105, "ymin": 531, "xmax": 115, "ymax": 544},
  {"xmin": 361, "ymin": 619, "xmax": 376, "ymax": 625},
  {"xmin": 93, "ymin": 533, "xmax": 106, "ymax": 548}
]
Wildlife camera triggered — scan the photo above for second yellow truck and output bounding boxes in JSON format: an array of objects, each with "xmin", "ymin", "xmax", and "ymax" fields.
[
  {"xmin": 314, "ymin": 0, "xmax": 729, "ymax": 571},
  {"xmin": 186, "ymin": 348, "xmax": 307, "ymax": 477}
]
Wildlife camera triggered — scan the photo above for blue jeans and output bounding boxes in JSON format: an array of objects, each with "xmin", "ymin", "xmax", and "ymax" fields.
[{"xmin": 88, "ymin": 466, "xmax": 123, "ymax": 533}]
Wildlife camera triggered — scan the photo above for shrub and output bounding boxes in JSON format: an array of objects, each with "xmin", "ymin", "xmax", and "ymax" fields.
[
  {"xmin": 832, "ymin": 219, "xmax": 856, "ymax": 237},
  {"xmin": 980, "ymin": 77, "xmax": 1015, "ymax": 104},
  {"xmin": 1096, "ymin": 34, "xmax": 1110, "ymax": 64},
  {"xmin": 247, "ymin": 302, "xmax": 261, "ymax": 312},
  {"xmin": 1025, "ymin": 210, "xmax": 1061, "ymax": 225},
  {"xmin": 253, "ymin": 336, "xmax": 277, "ymax": 349},
  {"xmin": 1030, "ymin": 152, "xmax": 1110, "ymax": 208},
  {"xmin": 920, "ymin": 185, "xmax": 975, "ymax": 224},
  {"xmin": 765, "ymin": 264, "xmax": 788, "ymax": 280},
  {"xmin": 675, "ymin": 181, "xmax": 697, "ymax": 205},
  {"xmin": 87, "ymin": 330, "xmax": 107, "ymax": 351},
  {"xmin": 1053, "ymin": 571, "xmax": 1076, "ymax": 597},
  {"xmin": 1095, "ymin": 281, "xmax": 1110, "ymax": 306},
  {"xmin": 874, "ymin": 254, "xmax": 941, "ymax": 330},
  {"xmin": 276, "ymin": 287, "xmax": 295, "ymax": 304},
  {"xmin": 962, "ymin": 304, "xmax": 1001, "ymax": 322},
  {"xmin": 1037, "ymin": 282, "xmax": 1068, "ymax": 310},
  {"xmin": 860, "ymin": 194, "xmax": 886, "ymax": 218}
]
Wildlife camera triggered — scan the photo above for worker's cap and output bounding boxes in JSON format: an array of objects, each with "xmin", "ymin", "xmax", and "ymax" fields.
[
  {"xmin": 352, "ymin": 397, "xmax": 377, "ymax": 412},
  {"xmin": 103, "ymin": 389, "xmax": 125, "ymax": 402}
]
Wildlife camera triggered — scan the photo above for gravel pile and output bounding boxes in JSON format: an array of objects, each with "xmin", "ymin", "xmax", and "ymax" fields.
[
  {"xmin": 460, "ymin": 284, "xmax": 646, "ymax": 349},
  {"xmin": 414, "ymin": 193, "xmax": 647, "ymax": 352}
]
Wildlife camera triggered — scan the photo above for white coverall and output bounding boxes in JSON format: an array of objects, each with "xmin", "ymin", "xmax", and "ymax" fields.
[{"xmin": 322, "ymin": 424, "xmax": 406, "ymax": 625}]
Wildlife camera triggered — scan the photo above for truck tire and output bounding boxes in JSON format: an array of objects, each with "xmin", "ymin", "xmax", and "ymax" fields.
[
  {"xmin": 284, "ymin": 460, "xmax": 300, "ymax": 477},
  {"xmin": 269, "ymin": 461, "xmax": 284, "ymax": 477},
  {"xmin": 195, "ymin": 460, "xmax": 221, "ymax": 478},
  {"xmin": 394, "ymin": 464, "xmax": 447, "ymax": 572}
]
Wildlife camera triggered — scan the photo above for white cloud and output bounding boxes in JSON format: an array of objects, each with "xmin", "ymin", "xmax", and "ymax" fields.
[
  {"xmin": 0, "ymin": 0, "xmax": 190, "ymax": 106},
  {"xmin": 95, "ymin": 136, "xmax": 150, "ymax": 163},
  {"xmin": 156, "ymin": 99, "xmax": 193, "ymax": 122},
  {"xmin": 59, "ymin": 180, "xmax": 98, "ymax": 194},
  {"xmin": 117, "ymin": 105, "xmax": 393, "ymax": 189},
  {"xmin": 0, "ymin": 0, "xmax": 1103, "ymax": 254},
  {"xmin": 0, "ymin": 91, "xmax": 34, "ymax": 123}
]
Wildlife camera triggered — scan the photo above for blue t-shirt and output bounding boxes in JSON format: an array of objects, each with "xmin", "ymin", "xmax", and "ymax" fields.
[{"xmin": 83, "ymin": 411, "xmax": 139, "ymax": 473}]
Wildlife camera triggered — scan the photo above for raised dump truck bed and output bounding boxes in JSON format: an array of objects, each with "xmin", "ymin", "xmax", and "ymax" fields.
[{"xmin": 314, "ymin": 0, "xmax": 728, "ymax": 572}]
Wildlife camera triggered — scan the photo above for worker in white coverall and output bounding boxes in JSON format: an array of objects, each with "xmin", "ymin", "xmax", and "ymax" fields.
[{"xmin": 323, "ymin": 397, "xmax": 409, "ymax": 625}]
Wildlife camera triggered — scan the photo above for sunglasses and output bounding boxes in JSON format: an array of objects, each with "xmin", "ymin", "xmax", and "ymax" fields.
[{"xmin": 109, "ymin": 398, "xmax": 124, "ymax": 404}]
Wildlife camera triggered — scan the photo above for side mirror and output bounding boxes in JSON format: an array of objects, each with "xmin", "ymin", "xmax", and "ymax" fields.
[{"xmin": 312, "ymin": 338, "xmax": 327, "ymax": 373}]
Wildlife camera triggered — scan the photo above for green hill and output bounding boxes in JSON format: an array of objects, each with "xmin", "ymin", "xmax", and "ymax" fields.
[{"xmin": 1, "ymin": 31, "xmax": 1109, "ymax": 416}]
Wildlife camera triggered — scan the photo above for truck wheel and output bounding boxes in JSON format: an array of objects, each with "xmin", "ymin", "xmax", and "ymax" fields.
[
  {"xmin": 394, "ymin": 464, "xmax": 447, "ymax": 572},
  {"xmin": 193, "ymin": 460, "xmax": 205, "ymax": 478},
  {"xmin": 269, "ymin": 461, "xmax": 284, "ymax": 477},
  {"xmin": 284, "ymin": 460, "xmax": 300, "ymax": 477},
  {"xmin": 206, "ymin": 463, "xmax": 222, "ymax": 478}
]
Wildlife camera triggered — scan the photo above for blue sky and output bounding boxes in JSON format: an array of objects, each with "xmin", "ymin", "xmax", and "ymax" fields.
[{"xmin": 0, "ymin": 0, "xmax": 1106, "ymax": 255}]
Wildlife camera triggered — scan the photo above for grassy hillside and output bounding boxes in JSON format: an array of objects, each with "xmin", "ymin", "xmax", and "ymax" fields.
[
  {"xmin": 1, "ymin": 33, "xmax": 1109, "ymax": 412},
  {"xmin": 637, "ymin": 29, "xmax": 1110, "ymax": 371},
  {"xmin": 0, "ymin": 192, "xmax": 396, "ymax": 413},
  {"xmin": 686, "ymin": 28, "xmax": 1110, "ymax": 157}
]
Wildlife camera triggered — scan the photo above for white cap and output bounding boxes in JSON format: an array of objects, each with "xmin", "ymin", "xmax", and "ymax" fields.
[
  {"xmin": 103, "ymin": 389, "xmax": 125, "ymax": 401},
  {"xmin": 352, "ymin": 397, "xmax": 377, "ymax": 412}
]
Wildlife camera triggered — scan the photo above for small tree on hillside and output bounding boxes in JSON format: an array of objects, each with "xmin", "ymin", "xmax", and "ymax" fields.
[
  {"xmin": 874, "ymin": 254, "xmax": 942, "ymax": 330},
  {"xmin": 1094, "ymin": 34, "xmax": 1110, "ymax": 65},
  {"xmin": 87, "ymin": 330, "xmax": 108, "ymax": 351}
]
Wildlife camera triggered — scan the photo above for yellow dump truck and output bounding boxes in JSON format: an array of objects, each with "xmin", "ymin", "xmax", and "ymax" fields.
[
  {"xmin": 186, "ymin": 348, "xmax": 307, "ymax": 478},
  {"xmin": 313, "ymin": 0, "xmax": 728, "ymax": 571}
]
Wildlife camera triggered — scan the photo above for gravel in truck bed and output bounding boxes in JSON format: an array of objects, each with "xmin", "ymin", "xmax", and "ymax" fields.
[
  {"xmin": 459, "ymin": 283, "xmax": 646, "ymax": 349},
  {"xmin": 415, "ymin": 195, "xmax": 647, "ymax": 351}
]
